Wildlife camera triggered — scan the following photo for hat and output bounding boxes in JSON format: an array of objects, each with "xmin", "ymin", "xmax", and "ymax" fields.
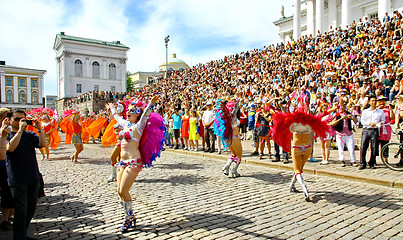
[
  {"xmin": 377, "ymin": 96, "xmax": 388, "ymax": 101},
  {"xmin": 397, "ymin": 68, "xmax": 403, "ymax": 76},
  {"xmin": 206, "ymin": 101, "xmax": 212, "ymax": 106}
]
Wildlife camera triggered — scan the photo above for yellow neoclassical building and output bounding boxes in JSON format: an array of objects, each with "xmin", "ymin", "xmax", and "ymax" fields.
[
  {"xmin": 0, "ymin": 61, "xmax": 46, "ymax": 109},
  {"xmin": 159, "ymin": 53, "xmax": 190, "ymax": 72}
]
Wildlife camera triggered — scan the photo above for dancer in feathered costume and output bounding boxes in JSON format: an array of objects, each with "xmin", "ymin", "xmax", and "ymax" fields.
[
  {"xmin": 271, "ymin": 92, "xmax": 329, "ymax": 202},
  {"xmin": 214, "ymin": 98, "xmax": 242, "ymax": 177},
  {"xmin": 60, "ymin": 110, "xmax": 83, "ymax": 163},
  {"xmin": 103, "ymin": 100, "xmax": 127, "ymax": 182},
  {"xmin": 106, "ymin": 96, "xmax": 165, "ymax": 232},
  {"xmin": 42, "ymin": 109, "xmax": 61, "ymax": 159}
]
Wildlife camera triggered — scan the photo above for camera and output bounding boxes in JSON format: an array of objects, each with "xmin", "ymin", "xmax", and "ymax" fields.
[{"xmin": 23, "ymin": 119, "xmax": 33, "ymax": 125}]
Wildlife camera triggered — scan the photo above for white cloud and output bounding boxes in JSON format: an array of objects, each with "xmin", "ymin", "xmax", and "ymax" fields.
[{"xmin": 0, "ymin": 0, "xmax": 294, "ymax": 95}]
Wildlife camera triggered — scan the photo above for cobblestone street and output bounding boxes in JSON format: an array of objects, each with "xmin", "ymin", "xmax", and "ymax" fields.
[{"xmin": 1, "ymin": 142, "xmax": 403, "ymax": 240}]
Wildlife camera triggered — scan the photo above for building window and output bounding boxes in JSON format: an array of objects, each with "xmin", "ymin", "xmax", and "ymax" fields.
[
  {"xmin": 109, "ymin": 63, "xmax": 116, "ymax": 79},
  {"xmin": 92, "ymin": 61, "xmax": 100, "ymax": 78},
  {"xmin": 6, "ymin": 77, "xmax": 12, "ymax": 86},
  {"xmin": 94, "ymin": 85, "xmax": 99, "ymax": 91},
  {"xmin": 32, "ymin": 92, "xmax": 38, "ymax": 103},
  {"xmin": 6, "ymin": 91, "xmax": 13, "ymax": 102},
  {"xmin": 111, "ymin": 86, "xmax": 115, "ymax": 92},
  {"xmin": 76, "ymin": 84, "xmax": 82, "ymax": 93},
  {"xmin": 32, "ymin": 79, "xmax": 38, "ymax": 88},
  {"xmin": 75, "ymin": 59, "xmax": 83, "ymax": 77},
  {"xmin": 19, "ymin": 91, "xmax": 26, "ymax": 102},
  {"xmin": 19, "ymin": 78, "xmax": 26, "ymax": 87},
  {"xmin": 369, "ymin": 13, "xmax": 378, "ymax": 20}
]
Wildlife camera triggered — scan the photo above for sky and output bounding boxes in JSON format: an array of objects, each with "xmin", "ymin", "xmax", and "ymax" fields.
[{"xmin": 0, "ymin": 0, "xmax": 295, "ymax": 96}]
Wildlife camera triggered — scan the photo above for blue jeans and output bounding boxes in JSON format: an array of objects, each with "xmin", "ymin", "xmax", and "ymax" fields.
[
  {"xmin": 164, "ymin": 130, "xmax": 172, "ymax": 147},
  {"xmin": 274, "ymin": 142, "xmax": 289, "ymax": 160},
  {"xmin": 11, "ymin": 180, "xmax": 40, "ymax": 240}
]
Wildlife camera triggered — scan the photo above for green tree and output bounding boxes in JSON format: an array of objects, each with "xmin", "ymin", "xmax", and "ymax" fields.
[{"xmin": 126, "ymin": 71, "xmax": 134, "ymax": 92}]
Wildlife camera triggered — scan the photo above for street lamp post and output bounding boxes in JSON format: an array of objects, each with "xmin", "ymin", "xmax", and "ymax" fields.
[{"xmin": 164, "ymin": 35, "xmax": 170, "ymax": 78}]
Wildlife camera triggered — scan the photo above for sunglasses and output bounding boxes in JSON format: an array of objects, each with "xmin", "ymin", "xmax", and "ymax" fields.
[
  {"xmin": 128, "ymin": 108, "xmax": 141, "ymax": 115},
  {"xmin": 13, "ymin": 117, "xmax": 22, "ymax": 121}
]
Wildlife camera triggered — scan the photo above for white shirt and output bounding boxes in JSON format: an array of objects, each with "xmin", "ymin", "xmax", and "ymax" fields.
[
  {"xmin": 202, "ymin": 109, "xmax": 215, "ymax": 129},
  {"xmin": 361, "ymin": 108, "xmax": 385, "ymax": 129}
]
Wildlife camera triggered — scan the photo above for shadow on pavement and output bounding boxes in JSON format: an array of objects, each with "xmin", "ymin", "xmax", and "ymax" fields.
[
  {"xmin": 312, "ymin": 191, "xmax": 402, "ymax": 210},
  {"xmin": 156, "ymin": 163, "xmax": 204, "ymax": 170},
  {"xmin": 130, "ymin": 213, "xmax": 283, "ymax": 239},
  {"xmin": 136, "ymin": 174, "xmax": 208, "ymax": 186},
  {"xmin": 43, "ymin": 182, "xmax": 68, "ymax": 189},
  {"xmin": 244, "ymin": 172, "xmax": 292, "ymax": 184},
  {"xmin": 32, "ymin": 194, "xmax": 107, "ymax": 239}
]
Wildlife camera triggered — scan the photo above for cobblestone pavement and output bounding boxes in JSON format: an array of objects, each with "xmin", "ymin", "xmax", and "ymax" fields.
[{"xmin": 1, "ymin": 142, "xmax": 403, "ymax": 240}]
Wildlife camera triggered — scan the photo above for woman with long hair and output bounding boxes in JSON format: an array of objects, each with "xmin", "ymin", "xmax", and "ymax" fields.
[
  {"xmin": 272, "ymin": 94, "xmax": 329, "ymax": 202},
  {"xmin": 215, "ymin": 98, "xmax": 243, "ymax": 177},
  {"xmin": 106, "ymin": 96, "xmax": 164, "ymax": 232},
  {"xmin": 70, "ymin": 112, "xmax": 84, "ymax": 163},
  {"xmin": 181, "ymin": 109, "xmax": 190, "ymax": 150}
]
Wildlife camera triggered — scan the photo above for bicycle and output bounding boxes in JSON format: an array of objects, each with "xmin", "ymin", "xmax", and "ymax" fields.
[{"xmin": 380, "ymin": 131, "xmax": 403, "ymax": 171}]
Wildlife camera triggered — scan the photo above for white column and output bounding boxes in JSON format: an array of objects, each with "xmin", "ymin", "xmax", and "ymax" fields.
[
  {"xmin": 39, "ymin": 75, "xmax": 44, "ymax": 104},
  {"xmin": 0, "ymin": 72, "xmax": 5, "ymax": 103},
  {"xmin": 342, "ymin": 0, "xmax": 351, "ymax": 29},
  {"xmin": 121, "ymin": 62, "xmax": 126, "ymax": 92},
  {"xmin": 378, "ymin": 0, "xmax": 391, "ymax": 22},
  {"xmin": 27, "ymin": 77, "xmax": 31, "ymax": 104},
  {"xmin": 103, "ymin": 60, "xmax": 107, "ymax": 79},
  {"xmin": 13, "ymin": 76, "xmax": 18, "ymax": 102},
  {"xmin": 316, "ymin": 0, "xmax": 324, "ymax": 35},
  {"xmin": 86, "ymin": 58, "xmax": 90, "ymax": 78},
  {"xmin": 279, "ymin": 33, "xmax": 286, "ymax": 43},
  {"xmin": 328, "ymin": 0, "xmax": 337, "ymax": 30},
  {"xmin": 293, "ymin": 0, "xmax": 301, "ymax": 40},
  {"xmin": 306, "ymin": 0, "xmax": 315, "ymax": 37}
]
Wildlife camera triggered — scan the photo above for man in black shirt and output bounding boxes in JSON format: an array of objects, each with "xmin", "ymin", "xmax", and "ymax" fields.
[{"xmin": 6, "ymin": 109, "xmax": 46, "ymax": 240}]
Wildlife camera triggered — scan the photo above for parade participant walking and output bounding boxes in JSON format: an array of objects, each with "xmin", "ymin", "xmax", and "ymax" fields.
[
  {"xmin": 71, "ymin": 112, "xmax": 84, "ymax": 163},
  {"xmin": 330, "ymin": 104, "xmax": 359, "ymax": 167},
  {"xmin": 4, "ymin": 109, "xmax": 46, "ymax": 239},
  {"xmin": 106, "ymin": 96, "xmax": 164, "ymax": 232},
  {"xmin": 42, "ymin": 113, "xmax": 61, "ymax": 159},
  {"xmin": 360, "ymin": 95, "xmax": 385, "ymax": 169},
  {"xmin": 272, "ymin": 102, "xmax": 329, "ymax": 202},
  {"xmin": 215, "ymin": 98, "xmax": 243, "ymax": 177}
]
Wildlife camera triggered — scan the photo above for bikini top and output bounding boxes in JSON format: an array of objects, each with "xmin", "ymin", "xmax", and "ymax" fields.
[
  {"xmin": 114, "ymin": 102, "xmax": 154, "ymax": 143},
  {"xmin": 232, "ymin": 119, "xmax": 240, "ymax": 128}
]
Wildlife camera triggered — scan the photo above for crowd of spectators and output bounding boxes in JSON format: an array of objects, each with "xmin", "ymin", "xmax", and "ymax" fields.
[{"xmin": 67, "ymin": 11, "xmax": 403, "ymax": 163}]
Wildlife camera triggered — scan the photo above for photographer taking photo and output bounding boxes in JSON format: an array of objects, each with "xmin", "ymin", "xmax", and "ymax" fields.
[{"xmin": 5, "ymin": 109, "xmax": 46, "ymax": 240}]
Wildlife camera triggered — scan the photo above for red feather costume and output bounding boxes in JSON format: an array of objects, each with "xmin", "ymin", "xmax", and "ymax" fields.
[{"xmin": 271, "ymin": 110, "xmax": 330, "ymax": 152}]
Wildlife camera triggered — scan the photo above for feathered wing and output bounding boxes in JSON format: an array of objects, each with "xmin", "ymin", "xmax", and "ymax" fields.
[
  {"xmin": 139, "ymin": 112, "xmax": 166, "ymax": 168},
  {"xmin": 272, "ymin": 111, "xmax": 330, "ymax": 153}
]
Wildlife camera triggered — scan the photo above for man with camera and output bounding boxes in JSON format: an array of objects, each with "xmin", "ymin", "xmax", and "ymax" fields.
[{"xmin": 5, "ymin": 109, "xmax": 46, "ymax": 240}]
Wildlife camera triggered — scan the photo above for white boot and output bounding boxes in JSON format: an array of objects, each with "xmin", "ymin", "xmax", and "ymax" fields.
[
  {"xmin": 107, "ymin": 165, "xmax": 117, "ymax": 182},
  {"xmin": 295, "ymin": 173, "xmax": 311, "ymax": 202},
  {"xmin": 231, "ymin": 157, "xmax": 241, "ymax": 178},
  {"xmin": 222, "ymin": 155, "xmax": 233, "ymax": 175},
  {"xmin": 290, "ymin": 174, "xmax": 297, "ymax": 192}
]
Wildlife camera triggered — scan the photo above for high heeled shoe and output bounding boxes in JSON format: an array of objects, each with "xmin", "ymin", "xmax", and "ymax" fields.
[{"xmin": 120, "ymin": 218, "xmax": 133, "ymax": 232}]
